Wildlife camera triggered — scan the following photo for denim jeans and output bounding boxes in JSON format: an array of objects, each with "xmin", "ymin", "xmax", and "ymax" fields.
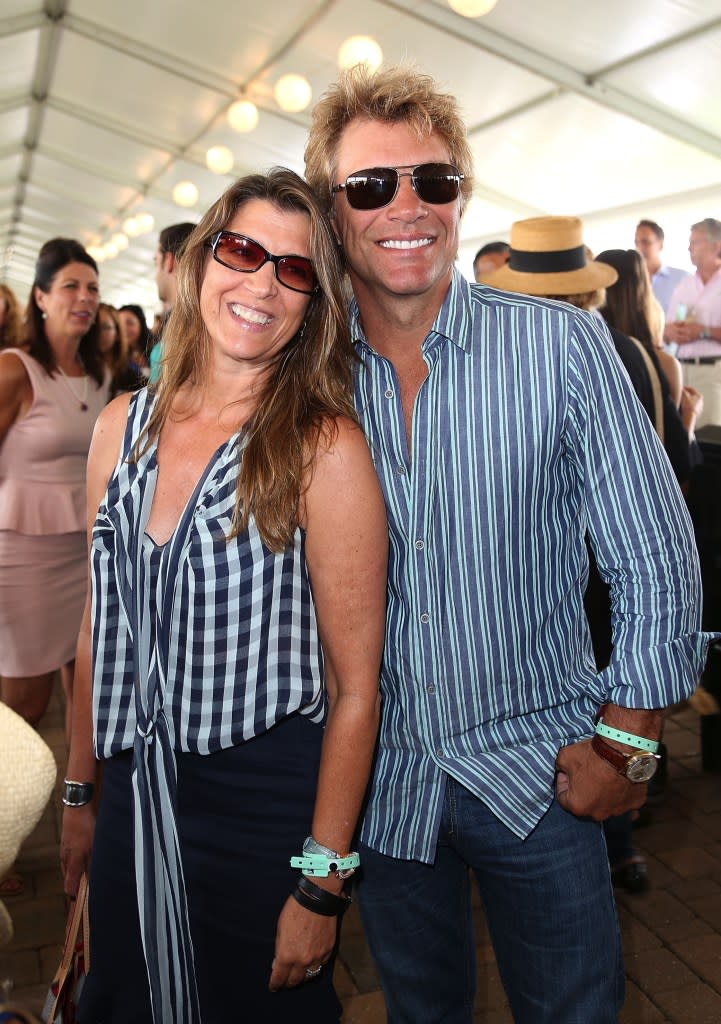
[{"xmin": 358, "ymin": 777, "xmax": 623, "ymax": 1024}]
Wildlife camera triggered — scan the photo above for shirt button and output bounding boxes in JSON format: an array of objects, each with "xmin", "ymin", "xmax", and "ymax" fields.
[
  {"xmin": 397, "ymin": 464, "xmax": 406, "ymax": 475},
  {"xmin": 436, "ymin": 748, "xmax": 444, "ymax": 758},
  {"xmin": 420, "ymin": 612, "xmax": 430, "ymax": 623},
  {"xmin": 384, "ymin": 388, "xmax": 394, "ymax": 399},
  {"xmin": 427, "ymin": 684, "xmax": 436, "ymax": 694},
  {"xmin": 415, "ymin": 539, "xmax": 425, "ymax": 550}
]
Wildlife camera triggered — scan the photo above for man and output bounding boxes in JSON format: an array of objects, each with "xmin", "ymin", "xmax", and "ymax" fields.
[
  {"xmin": 664, "ymin": 217, "xmax": 721, "ymax": 427},
  {"xmin": 149, "ymin": 221, "xmax": 195, "ymax": 382},
  {"xmin": 634, "ymin": 219, "xmax": 687, "ymax": 312},
  {"xmin": 472, "ymin": 240, "xmax": 509, "ymax": 282},
  {"xmin": 305, "ymin": 66, "xmax": 714, "ymax": 1024}
]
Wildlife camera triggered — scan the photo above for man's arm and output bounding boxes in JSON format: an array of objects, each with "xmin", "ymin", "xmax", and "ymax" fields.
[{"xmin": 556, "ymin": 310, "xmax": 713, "ymax": 818}]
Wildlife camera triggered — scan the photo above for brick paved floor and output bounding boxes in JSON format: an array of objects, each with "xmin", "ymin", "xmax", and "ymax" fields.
[{"xmin": 2, "ymin": 694, "xmax": 720, "ymax": 1023}]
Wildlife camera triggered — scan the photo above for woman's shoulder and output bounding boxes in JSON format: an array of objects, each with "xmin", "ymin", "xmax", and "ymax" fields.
[{"xmin": 0, "ymin": 348, "xmax": 33, "ymax": 382}]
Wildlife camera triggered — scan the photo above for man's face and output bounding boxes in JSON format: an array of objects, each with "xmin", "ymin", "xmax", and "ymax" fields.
[
  {"xmin": 154, "ymin": 246, "xmax": 173, "ymax": 305},
  {"xmin": 473, "ymin": 250, "xmax": 509, "ymax": 282},
  {"xmin": 688, "ymin": 227, "xmax": 721, "ymax": 271},
  {"xmin": 331, "ymin": 119, "xmax": 462, "ymax": 309},
  {"xmin": 634, "ymin": 225, "xmax": 662, "ymax": 271}
]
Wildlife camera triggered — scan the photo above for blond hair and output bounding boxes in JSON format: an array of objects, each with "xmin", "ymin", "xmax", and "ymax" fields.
[
  {"xmin": 139, "ymin": 168, "xmax": 357, "ymax": 551},
  {"xmin": 305, "ymin": 64, "xmax": 474, "ymax": 215}
]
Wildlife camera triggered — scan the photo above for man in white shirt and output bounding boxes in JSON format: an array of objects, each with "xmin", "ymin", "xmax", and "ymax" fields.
[
  {"xmin": 635, "ymin": 219, "xmax": 688, "ymax": 312},
  {"xmin": 665, "ymin": 218, "xmax": 721, "ymax": 427}
]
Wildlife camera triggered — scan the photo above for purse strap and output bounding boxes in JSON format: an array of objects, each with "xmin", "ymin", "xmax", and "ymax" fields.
[
  {"xmin": 45, "ymin": 873, "xmax": 89, "ymax": 1021},
  {"xmin": 627, "ymin": 335, "xmax": 665, "ymax": 445}
]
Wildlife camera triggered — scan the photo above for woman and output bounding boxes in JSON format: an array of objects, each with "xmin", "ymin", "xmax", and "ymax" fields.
[
  {"xmin": 596, "ymin": 248, "xmax": 703, "ymax": 439},
  {"xmin": 97, "ymin": 302, "xmax": 142, "ymax": 397},
  {"xmin": 0, "ymin": 285, "xmax": 22, "ymax": 350},
  {"xmin": 118, "ymin": 303, "xmax": 151, "ymax": 378},
  {"xmin": 61, "ymin": 169, "xmax": 388, "ymax": 1024},
  {"xmin": 0, "ymin": 239, "xmax": 107, "ymax": 733}
]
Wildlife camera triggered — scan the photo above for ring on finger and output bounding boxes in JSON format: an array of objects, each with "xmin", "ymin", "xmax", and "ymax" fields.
[{"xmin": 305, "ymin": 965, "xmax": 322, "ymax": 978}]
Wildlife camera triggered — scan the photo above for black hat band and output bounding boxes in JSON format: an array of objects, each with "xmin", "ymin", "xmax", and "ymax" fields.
[{"xmin": 508, "ymin": 245, "xmax": 586, "ymax": 274}]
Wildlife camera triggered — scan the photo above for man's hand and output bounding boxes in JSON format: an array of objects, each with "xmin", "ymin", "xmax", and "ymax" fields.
[
  {"xmin": 665, "ymin": 320, "xmax": 703, "ymax": 346},
  {"xmin": 555, "ymin": 739, "xmax": 648, "ymax": 820}
]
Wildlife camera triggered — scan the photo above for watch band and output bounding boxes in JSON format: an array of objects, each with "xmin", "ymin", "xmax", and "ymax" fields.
[
  {"xmin": 595, "ymin": 719, "xmax": 659, "ymax": 753},
  {"xmin": 591, "ymin": 734, "xmax": 659, "ymax": 783}
]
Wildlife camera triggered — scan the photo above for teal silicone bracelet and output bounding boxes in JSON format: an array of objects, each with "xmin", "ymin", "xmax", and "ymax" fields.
[
  {"xmin": 290, "ymin": 851, "xmax": 360, "ymax": 878},
  {"xmin": 595, "ymin": 719, "xmax": 659, "ymax": 753}
]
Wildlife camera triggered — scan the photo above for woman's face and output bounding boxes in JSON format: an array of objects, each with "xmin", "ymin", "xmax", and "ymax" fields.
[
  {"xmin": 200, "ymin": 198, "xmax": 313, "ymax": 377},
  {"xmin": 34, "ymin": 261, "xmax": 99, "ymax": 342},
  {"xmin": 118, "ymin": 309, "xmax": 141, "ymax": 346},
  {"xmin": 97, "ymin": 309, "xmax": 118, "ymax": 355}
]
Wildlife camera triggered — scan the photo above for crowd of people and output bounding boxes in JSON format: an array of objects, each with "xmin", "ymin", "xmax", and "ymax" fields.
[{"xmin": 0, "ymin": 61, "xmax": 718, "ymax": 1024}]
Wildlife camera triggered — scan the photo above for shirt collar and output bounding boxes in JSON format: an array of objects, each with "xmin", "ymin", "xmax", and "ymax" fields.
[{"xmin": 349, "ymin": 266, "xmax": 475, "ymax": 356}]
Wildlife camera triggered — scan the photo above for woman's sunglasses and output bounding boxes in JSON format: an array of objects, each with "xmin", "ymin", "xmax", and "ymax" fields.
[
  {"xmin": 332, "ymin": 162, "xmax": 464, "ymax": 211},
  {"xmin": 208, "ymin": 231, "xmax": 318, "ymax": 294}
]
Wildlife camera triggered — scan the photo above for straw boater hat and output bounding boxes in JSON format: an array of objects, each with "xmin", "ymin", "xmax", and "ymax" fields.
[
  {"xmin": 0, "ymin": 704, "xmax": 57, "ymax": 946},
  {"xmin": 477, "ymin": 216, "xmax": 618, "ymax": 296}
]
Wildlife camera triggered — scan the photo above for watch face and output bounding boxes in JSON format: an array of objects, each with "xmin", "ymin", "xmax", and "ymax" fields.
[{"xmin": 626, "ymin": 754, "xmax": 658, "ymax": 783}]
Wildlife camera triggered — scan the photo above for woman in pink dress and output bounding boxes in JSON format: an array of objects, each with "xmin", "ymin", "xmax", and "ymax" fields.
[{"xmin": 0, "ymin": 239, "xmax": 108, "ymax": 736}]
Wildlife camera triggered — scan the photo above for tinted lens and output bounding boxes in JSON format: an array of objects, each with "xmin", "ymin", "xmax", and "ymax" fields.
[
  {"xmin": 276, "ymin": 256, "xmax": 317, "ymax": 293},
  {"xmin": 214, "ymin": 233, "xmax": 265, "ymax": 271},
  {"xmin": 345, "ymin": 168, "xmax": 398, "ymax": 210},
  {"xmin": 413, "ymin": 164, "xmax": 462, "ymax": 204}
]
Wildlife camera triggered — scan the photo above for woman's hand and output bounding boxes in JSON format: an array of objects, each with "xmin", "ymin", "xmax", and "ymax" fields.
[
  {"xmin": 60, "ymin": 804, "xmax": 95, "ymax": 898},
  {"xmin": 268, "ymin": 894, "xmax": 338, "ymax": 991}
]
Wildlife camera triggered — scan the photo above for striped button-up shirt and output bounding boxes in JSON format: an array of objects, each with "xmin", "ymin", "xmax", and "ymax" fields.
[{"xmin": 353, "ymin": 268, "xmax": 712, "ymax": 863}]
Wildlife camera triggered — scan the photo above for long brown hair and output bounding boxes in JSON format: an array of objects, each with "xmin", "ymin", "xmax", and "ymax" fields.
[
  {"xmin": 97, "ymin": 303, "xmax": 129, "ymax": 380},
  {"xmin": 595, "ymin": 249, "xmax": 656, "ymax": 352},
  {"xmin": 24, "ymin": 238, "xmax": 104, "ymax": 385},
  {"xmin": 0, "ymin": 284, "xmax": 22, "ymax": 349},
  {"xmin": 140, "ymin": 167, "xmax": 357, "ymax": 551}
]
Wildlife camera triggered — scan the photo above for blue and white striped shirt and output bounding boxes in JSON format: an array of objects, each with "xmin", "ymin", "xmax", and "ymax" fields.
[{"xmin": 353, "ymin": 268, "xmax": 712, "ymax": 863}]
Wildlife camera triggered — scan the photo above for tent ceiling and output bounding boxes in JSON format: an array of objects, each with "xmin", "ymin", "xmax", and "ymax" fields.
[{"xmin": 2, "ymin": 0, "xmax": 721, "ymax": 310}]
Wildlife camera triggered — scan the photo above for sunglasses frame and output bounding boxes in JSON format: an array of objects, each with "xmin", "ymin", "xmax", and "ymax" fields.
[
  {"xmin": 208, "ymin": 230, "xmax": 319, "ymax": 294},
  {"xmin": 331, "ymin": 162, "xmax": 464, "ymax": 211}
]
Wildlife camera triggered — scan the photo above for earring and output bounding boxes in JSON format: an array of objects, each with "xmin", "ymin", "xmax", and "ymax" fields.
[{"xmin": 42, "ymin": 312, "xmax": 48, "ymax": 320}]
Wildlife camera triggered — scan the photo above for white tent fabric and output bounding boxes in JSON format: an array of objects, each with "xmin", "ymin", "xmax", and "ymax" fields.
[{"xmin": 2, "ymin": 0, "xmax": 721, "ymax": 310}]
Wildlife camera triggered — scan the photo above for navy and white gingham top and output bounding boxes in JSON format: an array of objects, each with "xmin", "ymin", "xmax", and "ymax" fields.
[
  {"xmin": 90, "ymin": 389, "xmax": 323, "ymax": 1023},
  {"xmin": 353, "ymin": 268, "xmax": 715, "ymax": 863}
]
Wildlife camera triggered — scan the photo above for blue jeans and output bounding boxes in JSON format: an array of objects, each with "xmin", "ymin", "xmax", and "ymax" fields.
[{"xmin": 358, "ymin": 778, "xmax": 623, "ymax": 1024}]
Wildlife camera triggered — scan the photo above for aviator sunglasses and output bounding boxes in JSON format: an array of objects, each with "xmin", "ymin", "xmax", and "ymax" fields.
[
  {"xmin": 208, "ymin": 230, "xmax": 318, "ymax": 294},
  {"xmin": 332, "ymin": 162, "xmax": 464, "ymax": 211}
]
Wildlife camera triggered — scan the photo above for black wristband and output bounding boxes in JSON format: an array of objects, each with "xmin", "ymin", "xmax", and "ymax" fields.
[{"xmin": 292, "ymin": 875, "xmax": 351, "ymax": 917}]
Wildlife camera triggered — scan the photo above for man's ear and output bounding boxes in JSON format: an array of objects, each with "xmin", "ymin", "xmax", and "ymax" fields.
[{"xmin": 165, "ymin": 252, "xmax": 177, "ymax": 274}]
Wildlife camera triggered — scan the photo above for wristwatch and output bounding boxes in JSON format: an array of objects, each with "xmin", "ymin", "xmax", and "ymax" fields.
[{"xmin": 591, "ymin": 734, "xmax": 659, "ymax": 783}]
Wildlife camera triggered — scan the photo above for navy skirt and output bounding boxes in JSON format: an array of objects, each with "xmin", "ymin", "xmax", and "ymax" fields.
[{"xmin": 79, "ymin": 713, "xmax": 341, "ymax": 1023}]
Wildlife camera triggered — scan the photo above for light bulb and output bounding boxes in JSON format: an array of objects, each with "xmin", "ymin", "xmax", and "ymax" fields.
[
  {"xmin": 103, "ymin": 242, "xmax": 118, "ymax": 259},
  {"xmin": 136, "ymin": 212, "xmax": 155, "ymax": 234},
  {"xmin": 123, "ymin": 217, "xmax": 140, "ymax": 237},
  {"xmin": 206, "ymin": 145, "xmax": 234, "ymax": 175},
  {"xmin": 338, "ymin": 36, "xmax": 383, "ymax": 71},
  {"xmin": 111, "ymin": 232, "xmax": 129, "ymax": 251},
  {"xmin": 447, "ymin": 0, "xmax": 498, "ymax": 16},
  {"xmin": 172, "ymin": 181, "xmax": 199, "ymax": 208},
  {"xmin": 228, "ymin": 99, "xmax": 259, "ymax": 132},
  {"xmin": 274, "ymin": 73, "xmax": 312, "ymax": 113}
]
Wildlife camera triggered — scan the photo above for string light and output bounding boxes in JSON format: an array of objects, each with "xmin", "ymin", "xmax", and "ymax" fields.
[
  {"xmin": 274, "ymin": 73, "xmax": 312, "ymax": 113},
  {"xmin": 338, "ymin": 36, "xmax": 383, "ymax": 71},
  {"xmin": 228, "ymin": 99, "xmax": 259, "ymax": 132},
  {"xmin": 447, "ymin": 0, "xmax": 498, "ymax": 16},
  {"xmin": 173, "ymin": 181, "xmax": 199, "ymax": 208},
  {"xmin": 206, "ymin": 145, "xmax": 234, "ymax": 175}
]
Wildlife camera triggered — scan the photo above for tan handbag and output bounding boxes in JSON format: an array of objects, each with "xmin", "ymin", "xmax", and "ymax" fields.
[{"xmin": 41, "ymin": 874, "xmax": 90, "ymax": 1024}]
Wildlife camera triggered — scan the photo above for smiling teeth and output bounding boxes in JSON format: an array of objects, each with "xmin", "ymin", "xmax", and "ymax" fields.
[
  {"xmin": 230, "ymin": 303, "xmax": 272, "ymax": 324},
  {"xmin": 379, "ymin": 238, "xmax": 432, "ymax": 249}
]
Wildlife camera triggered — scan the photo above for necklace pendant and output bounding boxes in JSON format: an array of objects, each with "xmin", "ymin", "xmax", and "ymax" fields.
[{"xmin": 80, "ymin": 402, "xmax": 89, "ymax": 411}]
